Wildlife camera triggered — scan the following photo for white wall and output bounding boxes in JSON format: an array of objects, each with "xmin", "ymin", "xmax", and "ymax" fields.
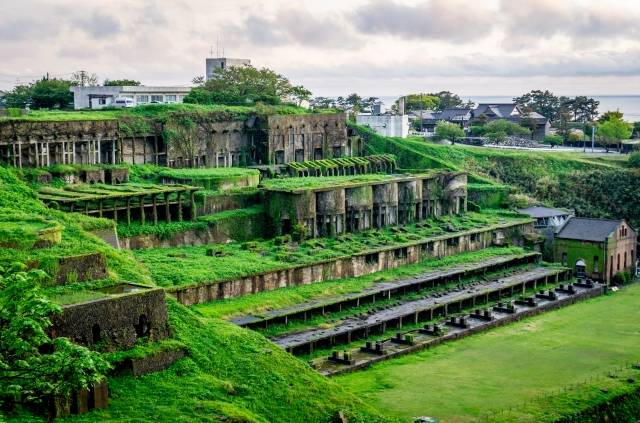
[{"xmin": 356, "ymin": 114, "xmax": 409, "ymax": 138}]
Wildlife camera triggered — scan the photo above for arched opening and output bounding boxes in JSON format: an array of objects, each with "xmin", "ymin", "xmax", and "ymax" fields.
[
  {"xmin": 135, "ymin": 314, "xmax": 150, "ymax": 338},
  {"xmin": 91, "ymin": 323, "xmax": 101, "ymax": 344},
  {"xmin": 575, "ymin": 259, "xmax": 586, "ymax": 279}
]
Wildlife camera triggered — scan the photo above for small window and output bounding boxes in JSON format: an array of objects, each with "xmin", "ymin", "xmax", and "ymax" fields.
[
  {"xmin": 151, "ymin": 95, "xmax": 163, "ymax": 103},
  {"xmin": 333, "ymin": 146, "xmax": 342, "ymax": 158},
  {"xmin": 275, "ymin": 150, "xmax": 285, "ymax": 165},
  {"xmin": 137, "ymin": 95, "xmax": 149, "ymax": 104},
  {"xmin": 365, "ymin": 252, "xmax": 379, "ymax": 265},
  {"xmin": 165, "ymin": 95, "xmax": 177, "ymax": 103},
  {"xmin": 394, "ymin": 247, "xmax": 408, "ymax": 259},
  {"xmin": 593, "ymin": 256, "xmax": 599, "ymax": 273},
  {"xmin": 561, "ymin": 252, "xmax": 568, "ymax": 266}
]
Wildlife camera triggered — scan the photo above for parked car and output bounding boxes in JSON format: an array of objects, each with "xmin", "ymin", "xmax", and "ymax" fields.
[{"xmin": 112, "ymin": 97, "xmax": 137, "ymax": 108}]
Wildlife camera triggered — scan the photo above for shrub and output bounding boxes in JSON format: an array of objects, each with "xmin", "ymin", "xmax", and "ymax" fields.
[
  {"xmin": 543, "ymin": 135, "xmax": 563, "ymax": 146},
  {"xmin": 628, "ymin": 152, "xmax": 640, "ymax": 168},
  {"xmin": 433, "ymin": 121, "xmax": 465, "ymax": 142},
  {"xmin": 612, "ymin": 271, "xmax": 632, "ymax": 285},
  {"xmin": 292, "ymin": 223, "xmax": 308, "ymax": 242}
]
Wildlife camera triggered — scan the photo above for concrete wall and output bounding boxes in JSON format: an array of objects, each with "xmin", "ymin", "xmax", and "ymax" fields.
[
  {"xmin": 267, "ymin": 113, "xmax": 350, "ymax": 164},
  {"xmin": 52, "ymin": 288, "xmax": 170, "ymax": 351},
  {"xmin": 356, "ymin": 114, "xmax": 409, "ymax": 138},
  {"xmin": 168, "ymin": 221, "xmax": 534, "ymax": 305}
]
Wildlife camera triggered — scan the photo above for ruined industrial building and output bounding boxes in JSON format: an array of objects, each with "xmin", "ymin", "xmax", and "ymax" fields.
[{"xmin": 0, "ymin": 105, "xmax": 636, "ymax": 421}]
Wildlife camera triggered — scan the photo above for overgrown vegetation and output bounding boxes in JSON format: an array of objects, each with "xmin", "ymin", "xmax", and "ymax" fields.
[
  {"xmin": 135, "ymin": 212, "xmax": 528, "ymax": 288},
  {"xmin": 0, "ymin": 264, "xmax": 109, "ymax": 412}
]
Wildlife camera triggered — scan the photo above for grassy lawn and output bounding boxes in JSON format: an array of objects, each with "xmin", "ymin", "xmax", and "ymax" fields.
[{"xmin": 337, "ymin": 283, "xmax": 640, "ymax": 422}]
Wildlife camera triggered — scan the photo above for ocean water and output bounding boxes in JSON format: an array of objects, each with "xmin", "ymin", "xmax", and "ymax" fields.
[{"xmin": 378, "ymin": 95, "xmax": 640, "ymax": 121}]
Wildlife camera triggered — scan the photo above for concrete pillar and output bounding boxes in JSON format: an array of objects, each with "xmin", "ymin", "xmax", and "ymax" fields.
[
  {"xmin": 177, "ymin": 192, "xmax": 183, "ymax": 222},
  {"xmin": 165, "ymin": 192, "xmax": 171, "ymax": 223},
  {"xmin": 112, "ymin": 140, "xmax": 116, "ymax": 164},
  {"xmin": 152, "ymin": 195, "xmax": 158, "ymax": 225},
  {"xmin": 139, "ymin": 195, "xmax": 145, "ymax": 225},
  {"xmin": 190, "ymin": 191, "xmax": 196, "ymax": 220}
]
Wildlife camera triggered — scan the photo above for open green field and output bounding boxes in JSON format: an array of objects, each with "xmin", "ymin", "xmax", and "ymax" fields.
[{"xmin": 338, "ymin": 283, "xmax": 640, "ymax": 422}]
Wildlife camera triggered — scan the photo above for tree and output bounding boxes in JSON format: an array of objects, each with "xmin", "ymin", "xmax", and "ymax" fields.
[
  {"xmin": 0, "ymin": 263, "xmax": 109, "ymax": 410},
  {"xmin": 310, "ymin": 97, "xmax": 336, "ymax": 110},
  {"xmin": 395, "ymin": 94, "xmax": 439, "ymax": 113},
  {"xmin": 484, "ymin": 119, "xmax": 531, "ymax": 137},
  {"xmin": 633, "ymin": 122, "xmax": 640, "ymax": 139},
  {"xmin": 70, "ymin": 71, "xmax": 98, "ymax": 87},
  {"xmin": 183, "ymin": 65, "xmax": 311, "ymax": 106},
  {"xmin": 433, "ymin": 121, "xmax": 465, "ymax": 142},
  {"xmin": 3, "ymin": 77, "xmax": 74, "ymax": 110},
  {"xmin": 598, "ymin": 117, "xmax": 632, "ymax": 152},
  {"xmin": 598, "ymin": 110, "xmax": 624, "ymax": 123},
  {"xmin": 514, "ymin": 90, "xmax": 560, "ymax": 120},
  {"xmin": 104, "ymin": 79, "xmax": 142, "ymax": 86}
]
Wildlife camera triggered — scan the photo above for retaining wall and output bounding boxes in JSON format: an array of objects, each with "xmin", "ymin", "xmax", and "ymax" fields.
[{"xmin": 168, "ymin": 221, "xmax": 534, "ymax": 305}]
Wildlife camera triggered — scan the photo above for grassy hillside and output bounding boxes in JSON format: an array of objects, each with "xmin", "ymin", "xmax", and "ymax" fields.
[
  {"xmin": 0, "ymin": 165, "xmax": 395, "ymax": 423},
  {"xmin": 355, "ymin": 124, "xmax": 640, "ymax": 227},
  {"xmin": 339, "ymin": 284, "xmax": 640, "ymax": 422},
  {"xmin": 61, "ymin": 300, "xmax": 392, "ymax": 423}
]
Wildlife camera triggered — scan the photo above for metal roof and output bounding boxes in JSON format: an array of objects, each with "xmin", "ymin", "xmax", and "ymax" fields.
[{"xmin": 556, "ymin": 217, "xmax": 624, "ymax": 242}]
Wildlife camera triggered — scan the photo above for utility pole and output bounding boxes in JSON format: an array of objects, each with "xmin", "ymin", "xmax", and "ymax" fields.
[{"xmin": 591, "ymin": 124, "xmax": 595, "ymax": 153}]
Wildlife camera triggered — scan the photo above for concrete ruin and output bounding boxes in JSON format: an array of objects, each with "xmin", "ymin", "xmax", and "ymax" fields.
[
  {"xmin": 0, "ymin": 112, "xmax": 355, "ymax": 168},
  {"xmin": 265, "ymin": 172, "xmax": 468, "ymax": 237},
  {"xmin": 168, "ymin": 220, "xmax": 534, "ymax": 305},
  {"xmin": 52, "ymin": 286, "xmax": 170, "ymax": 351}
]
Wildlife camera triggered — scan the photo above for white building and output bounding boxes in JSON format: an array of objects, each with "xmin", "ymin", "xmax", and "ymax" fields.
[
  {"xmin": 70, "ymin": 86, "xmax": 192, "ymax": 110},
  {"xmin": 206, "ymin": 57, "xmax": 251, "ymax": 80},
  {"xmin": 356, "ymin": 114, "xmax": 410, "ymax": 138}
]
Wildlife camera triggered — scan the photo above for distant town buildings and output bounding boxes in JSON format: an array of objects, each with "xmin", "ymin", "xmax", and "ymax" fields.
[
  {"xmin": 415, "ymin": 103, "xmax": 550, "ymax": 140},
  {"xmin": 205, "ymin": 57, "xmax": 251, "ymax": 80},
  {"xmin": 70, "ymin": 86, "xmax": 192, "ymax": 110}
]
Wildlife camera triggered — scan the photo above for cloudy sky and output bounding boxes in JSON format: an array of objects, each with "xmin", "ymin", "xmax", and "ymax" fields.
[{"xmin": 1, "ymin": 0, "xmax": 639, "ymax": 97}]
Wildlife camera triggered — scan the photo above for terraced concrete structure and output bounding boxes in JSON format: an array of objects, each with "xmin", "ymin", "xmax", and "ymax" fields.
[
  {"xmin": 314, "ymin": 281, "xmax": 604, "ymax": 375},
  {"xmin": 270, "ymin": 266, "xmax": 572, "ymax": 355},
  {"xmin": 168, "ymin": 219, "xmax": 535, "ymax": 305},
  {"xmin": 264, "ymin": 172, "xmax": 468, "ymax": 237}
]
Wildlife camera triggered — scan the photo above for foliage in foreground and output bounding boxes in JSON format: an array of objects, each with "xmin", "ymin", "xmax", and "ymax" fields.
[{"xmin": 0, "ymin": 264, "xmax": 109, "ymax": 412}]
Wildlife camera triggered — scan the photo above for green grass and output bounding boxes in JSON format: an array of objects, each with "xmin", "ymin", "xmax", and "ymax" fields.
[
  {"xmin": 338, "ymin": 283, "xmax": 640, "ymax": 422},
  {"xmin": 192, "ymin": 246, "xmax": 527, "ymax": 320},
  {"xmin": 261, "ymin": 172, "xmax": 434, "ymax": 192},
  {"xmin": 135, "ymin": 212, "xmax": 528, "ymax": 288},
  {"xmin": 50, "ymin": 300, "xmax": 393, "ymax": 423},
  {"xmin": 158, "ymin": 167, "xmax": 259, "ymax": 179},
  {"xmin": 0, "ymin": 103, "xmax": 310, "ymax": 122}
]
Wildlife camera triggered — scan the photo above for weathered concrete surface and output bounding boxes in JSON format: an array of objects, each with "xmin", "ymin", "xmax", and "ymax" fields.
[
  {"xmin": 52, "ymin": 288, "xmax": 170, "ymax": 351},
  {"xmin": 55, "ymin": 252, "xmax": 108, "ymax": 285},
  {"xmin": 127, "ymin": 348, "xmax": 186, "ymax": 377},
  {"xmin": 315, "ymin": 283, "xmax": 603, "ymax": 376},
  {"xmin": 271, "ymin": 267, "xmax": 571, "ymax": 354},
  {"xmin": 168, "ymin": 220, "xmax": 534, "ymax": 305},
  {"xmin": 232, "ymin": 252, "xmax": 541, "ymax": 328}
]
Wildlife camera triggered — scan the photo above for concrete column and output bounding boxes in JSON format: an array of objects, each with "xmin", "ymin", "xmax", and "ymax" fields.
[
  {"xmin": 165, "ymin": 192, "xmax": 171, "ymax": 223},
  {"xmin": 139, "ymin": 195, "xmax": 145, "ymax": 225},
  {"xmin": 190, "ymin": 191, "xmax": 196, "ymax": 220},
  {"xmin": 111, "ymin": 140, "xmax": 116, "ymax": 164},
  {"xmin": 152, "ymin": 195, "xmax": 158, "ymax": 225},
  {"xmin": 177, "ymin": 192, "xmax": 183, "ymax": 222},
  {"xmin": 125, "ymin": 197, "xmax": 131, "ymax": 225}
]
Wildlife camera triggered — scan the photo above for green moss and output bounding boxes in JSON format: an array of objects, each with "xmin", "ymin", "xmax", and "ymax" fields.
[{"xmin": 261, "ymin": 173, "xmax": 436, "ymax": 192}]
